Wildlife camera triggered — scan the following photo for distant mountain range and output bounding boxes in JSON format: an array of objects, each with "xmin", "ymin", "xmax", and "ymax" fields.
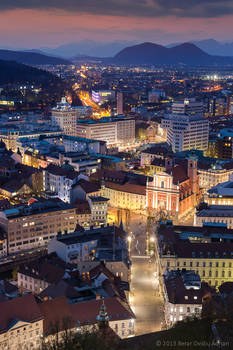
[
  {"xmin": 167, "ymin": 39, "xmax": 233, "ymax": 57},
  {"xmin": 0, "ymin": 41, "xmax": 137, "ymax": 59},
  {"xmin": 38, "ymin": 40, "xmax": 137, "ymax": 58},
  {"xmin": 0, "ymin": 49, "xmax": 70, "ymax": 65},
  {"xmin": 0, "ymin": 59, "xmax": 63, "ymax": 85},
  {"xmin": 1, "ymin": 40, "xmax": 233, "ymax": 66},
  {"xmin": 2, "ymin": 38, "xmax": 233, "ymax": 60},
  {"xmin": 113, "ymin": 42, "xmax": 233, "ymax": 65}
]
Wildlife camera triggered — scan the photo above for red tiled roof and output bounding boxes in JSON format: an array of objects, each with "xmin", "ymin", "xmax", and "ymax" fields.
[
  {"xmin": 46, "ymin": 164, "xmax": 78, "ymax": 180},
  {"xmin": 39, "ymin": 280, "xmax": 81, "ymax": 300},
  {"xmin": 91, "ymin": 169, "xmax": 126, "ymax": 184},
  {"xmin": 38, "ymin": 296, "xmax": 74, "ymax": 335},
  {"xmin": 105, "ymin": 181, "xmax": 146, "ymax": 196},
  {"xmin": 165, "ymin": 275, "xmax": 203, "ymax": 305},
  {"xmin": 71, "ymin": 297, "xmax": 135, "ymax": 325},
  {"xmin": 74, "ymin": 199, "xmax": 91, "ymax": 214},
  {"xmin": 0, "ymin": 294, "xmax": 42, "ymax": 333},
  {"xmin": 76, "ymin": 179, "xmax": 100, "ymax": 193},
  {"xmin": 89, "ymin": 263, "xmax": 115, "ymax": 281},
  {"xmin": 151, "ymin": 158, "xmax": 165, "ymax": 167},
  {"xmin": 19, "ymin": 260, "xmax": 66, "ymax": 285},
  {"xmin": 0, "ymin": 180, "xmax": 30, "ymax": 193},
  {"xmin": 175, "ymin": 242, "xmax": 233, "ymax": 259},
  {"xmin": 89, "ymin": 264, "xmax": 127, "ymax": 300},
  {"xmin": 171, "ymin": 164, "xmax": 188, "ymax": 185}
]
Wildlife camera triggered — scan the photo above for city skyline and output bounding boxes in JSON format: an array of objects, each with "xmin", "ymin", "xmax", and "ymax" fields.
[{"xmin": 0, "ymin": 1, "xmax": 233, "ymax": 48}]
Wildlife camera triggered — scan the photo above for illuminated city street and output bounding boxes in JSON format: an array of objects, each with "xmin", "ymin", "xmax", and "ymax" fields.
[
  {"xmin": 78, "ymin": 90, "xmax": 111, "ymax": 118},
  {"xmin": 127, "ymin": 212, "xmax": 164, "ymax": 336},
  {"xmin": 130, "ymin": 256, "xmax": 164, "ymax": 335}
]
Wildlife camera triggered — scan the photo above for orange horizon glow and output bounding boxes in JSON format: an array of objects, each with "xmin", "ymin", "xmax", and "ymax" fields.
[{"xmin": 0, "ymin": 9, "xmax": 233, "ymax": 48}]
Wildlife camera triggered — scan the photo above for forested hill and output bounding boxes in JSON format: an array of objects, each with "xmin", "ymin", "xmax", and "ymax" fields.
[
  {"xmin": 0, "ymin": 59, "xmax": 62, "ymax": 85},
  {"xmin": 0, "ymin": 49, "xmax": 70, "ymax": 65}
]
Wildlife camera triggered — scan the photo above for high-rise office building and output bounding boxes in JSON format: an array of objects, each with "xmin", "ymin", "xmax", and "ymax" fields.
[
  {"xmin": 51, "ymin": 98, "xmax": 92, "ymax": 136},
  {"xmin": 172, "ymin": 98, "xmax": 203, "ymax": 116},
  {"xmin": 162, "ymin": 99, "xmax": 209, "ymax": 153}
]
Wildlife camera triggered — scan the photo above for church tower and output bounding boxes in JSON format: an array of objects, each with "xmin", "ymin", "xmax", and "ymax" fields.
[
  {"xmin": 187, "ymin": 151, "xmax": 199, "ymax": 202},
  {"xmin": 96, "ymin": 299, "xmax": 109, "ymax": 329}
]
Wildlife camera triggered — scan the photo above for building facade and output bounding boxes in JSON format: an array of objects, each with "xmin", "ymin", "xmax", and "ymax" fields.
[
  {"xmin": 163, "ymin": 270, "xmax": 203, "ymax": 327},
  {"xmin": 194, "ymin": 204, "xmax": 233, "ymax": 229},
  {"xmin": 157, "ymin": 222, "xmax": 233, "ymax": 288},
  {"xmin": 172, "ymin": 98, "xmax": 203, "ymax": 116},
  {"xmin": 198, "ymin": 163, "xmax": 233, "ymax": 190},
  {"xmin": 162, "ymin": 114, "xmax": 209, "ymax": 153},
  {"xmin": 43, "ymin": 165, "xmax": 79, "ymax": 203},
  {"xmin": 76, "ymin": 117, "xmax": 135, "ymax": 146},
  {"xmin": 51, "ymin": 97, "xmax": 83, "ymax": 136},
  {"xmin": 0, "ymin": 294, "xmax": 43, "ymax": 350},
  {"xmin": 0, "ymin": 200, "xmax": 77, "ymax": 255},
  {"xmin": 146, "ymin": 156, "xmax": 199, "ymax": 218}
]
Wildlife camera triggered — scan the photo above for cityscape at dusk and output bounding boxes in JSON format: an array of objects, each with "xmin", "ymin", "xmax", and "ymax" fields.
[{"xmin": 1, "ymin": 1, "xmax": 233, "ymax": 350}]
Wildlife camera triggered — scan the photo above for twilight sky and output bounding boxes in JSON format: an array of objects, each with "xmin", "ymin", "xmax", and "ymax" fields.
[{"xmin": 0, "ymin": 0, "xmax": 233, "ymax": 48}]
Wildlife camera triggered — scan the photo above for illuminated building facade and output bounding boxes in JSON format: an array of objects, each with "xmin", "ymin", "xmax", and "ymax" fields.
[
  {"xmin": 146, "ymin": 156, "xmax": 199, "ymax": 218},
  {"xmin": 162, "ymin": 114, "xmax": 209, "ymax": 153},
  {"xmin": 51, "ymin": 97, "xmax": 91, "ymax": 136},
  {"xmin": 198, "ymin": 163, "xmax": 233, "ymax": 190},
  {"xmin": 0, "ymin": 200, "xmax": 77, "ymax": 255},
  {"xmin": 92, "ymin": 90, "xmax": 115, "ymax": 104},
  {"xmin": 76, "ymin": 116, "xmax": 135, "ymax": 146},
  {"xmin": 194, "ymin": 204, "xmax": 233, "ymax": 229},
  {"xmin": 157, "ymin": 221, "xmax": 233, "ymax": 288},
  {"xmin": 172, "ymin": 98, "xmax": 203, "ymax": 115},
  {"xmin": 162, "ymin": 99, "xmax": 209, "ymax": 153}
]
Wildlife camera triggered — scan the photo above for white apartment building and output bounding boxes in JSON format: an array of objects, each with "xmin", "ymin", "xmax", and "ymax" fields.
[
  {"xmin": 43, "ymin": 164, "xmax": 79, "ymax": 203},
  {"xmin": 76, "ymin": 117, "xmax": 135, "ymax": 146},
  {"xmin": 162, "ymin": 114, "xmax": 209, "ymax": 153},
  {"xmin": 162, "ymin": 98, "xmax": 209, "ymax": 153}
]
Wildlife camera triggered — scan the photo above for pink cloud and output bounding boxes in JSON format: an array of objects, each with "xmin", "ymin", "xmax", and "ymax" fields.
[{"xmin": 0, "ymin": 9, "xmax": 232, "ymax": 47}]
